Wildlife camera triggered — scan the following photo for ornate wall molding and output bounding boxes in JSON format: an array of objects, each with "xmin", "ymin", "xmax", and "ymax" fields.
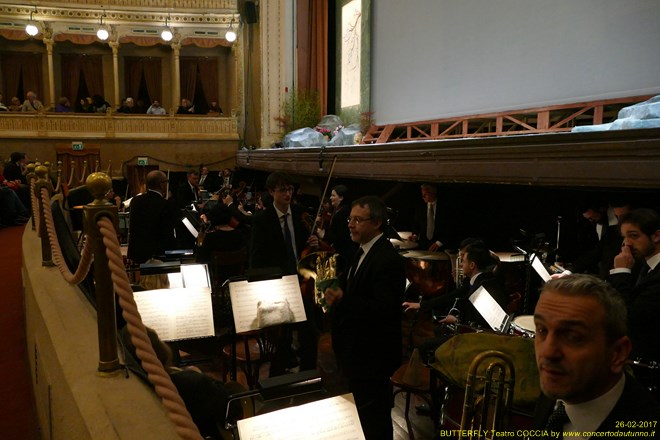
[{"xmin": 0, "ymin": 114, "xmax": 239, "ymax": 141}]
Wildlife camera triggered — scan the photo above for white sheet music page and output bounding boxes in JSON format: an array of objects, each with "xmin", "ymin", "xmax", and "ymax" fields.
[
  {"xmin": 236, "ymin": 393, "xmax": 365, "ymax": 440},
  {"xmin": 133, "ymin": 287, "xmax": 214, "ymax": 341},
  {"xmin": 181, "ymin": 263, "xmax": 210, "ymax": 288},
  {"xmin": 469, "ymin": 286, "xmax": 509, "ymax": 332},
  {"xmin": 228, "ymin": 274, "xmax": 307, "ymax": 334},
  {"xmin": 530, "ymin": 253, "xmax": 552, "ymax": 282}
]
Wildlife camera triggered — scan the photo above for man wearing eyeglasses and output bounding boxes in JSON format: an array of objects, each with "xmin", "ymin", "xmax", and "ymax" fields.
[
  {"xmin": 250, "ymin": 171, "xmax": 319, "ymax": 373},
  {"xmin": 324, "ymin": 196, "xmax": 406, "ymax": 440}
]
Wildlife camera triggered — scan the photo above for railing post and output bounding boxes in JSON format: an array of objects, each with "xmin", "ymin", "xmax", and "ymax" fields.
[
  {"xmin": 34, "ymin": 165, "xmax": 54, "ymax": 266},
  {"xmin": 26, "ymin": 163, "xmax": 37, "ymax": 231},
  {"xmin": 83, "ymin": 172, "xmax": 120, "ymax": 374}
]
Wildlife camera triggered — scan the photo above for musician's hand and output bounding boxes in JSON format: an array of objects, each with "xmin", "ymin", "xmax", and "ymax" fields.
[
  {"xmin": 317, "ymin": 228, "xmax": 325, "ymax": 239},
  {"xmin": 200, "ymin": 214, "xmax": 208, "ymax": 223},
  {"xmin": 428, "ymin": 242, "xmax": 440, "ymax": 252},
  {"xmin": 438, "ymin": 315, "xmax": 458, "ymax": 324},
  {"xmin": 410, "ymin": 234, "xmax": 418, "ymax": 242},
  {"xmin": 307, "ymin": 234, "xmax": 319, "ymax": 248},
  {"xmin": 614, "ymin": 244, "xmax": 635, "ymax": 269},
  {"xmin": 324, "ymin": 287, "xmax": 343, "ymax": 306},
  {"xmin": 402, "ymin": 301, "xmax": 420, "ymax": 312}
]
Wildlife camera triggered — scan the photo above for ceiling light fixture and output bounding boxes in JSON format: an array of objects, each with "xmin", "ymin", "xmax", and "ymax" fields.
[
  {"xmin": 96, "ymin": 12, "xmax": 109, "ymax": 41},
  {"xmin": 161, "ymin": 15, "xmax": 173, "ymax": 42},
  {"xmin": 25, "ymin": 9, "xmax": 39, "ymax": 36},
  {"xmin": 225, "ymin": 16, "xmax": 237, "ymax": 43}
]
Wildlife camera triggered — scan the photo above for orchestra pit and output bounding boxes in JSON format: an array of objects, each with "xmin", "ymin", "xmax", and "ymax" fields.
[{"xmin": 1, "ymin": 1, "xmax": 660, "ymax": 439}]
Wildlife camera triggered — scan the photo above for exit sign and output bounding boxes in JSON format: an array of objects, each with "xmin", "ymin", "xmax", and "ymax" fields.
[
  {"xmin": 137, "ymin": 157, "xmax": 149, "ymax": 166},
  {"xmin": 72, "ymin": 141, "xmax": 84, "ymax": 151}
]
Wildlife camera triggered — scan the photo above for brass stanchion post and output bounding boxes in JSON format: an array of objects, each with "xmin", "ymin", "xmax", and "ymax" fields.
[
  {"xmin": 34, "ymin": 165, "xmax": 54, "ymax": 266},
  {"xmin": 26, "ymin": 163, "xmax": 37, "ymax": 231},
  {"xmin": 84, "ymin": 172, "xmax": 120, "ymax": 374}
]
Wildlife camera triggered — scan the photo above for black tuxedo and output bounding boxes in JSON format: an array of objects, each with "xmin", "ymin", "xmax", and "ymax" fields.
[
  {"xmin": 571, "ymin": 222, "xmax": 621, "ymax": 278},
  {"xmin": 413, "ymin": 200, "xmax": 451, "ymax": 250},
  {"xmin": 609, "ymin": 261, "xmax": 660, "ymax": 362},
  {"xmin": 331, "ymin": 234, "xmax": 406, "ymax": 439},
  {"xmin": 127, "ymin": 190, "xmax": 178, "ymax": 264},
  {"xmin": 533, "ymin": 374, "xmax": 660, "ymax": 438},
  {"xmin": 249, "ymin": 204, "xmax": 309, "ymax": 275},
  {"xmin": 176, "ymin": 182, "xmax": 199, "ymax": 209},
  {"xmin": 198, "ymin": 173, "xmax": 220, "ymax": 194}
]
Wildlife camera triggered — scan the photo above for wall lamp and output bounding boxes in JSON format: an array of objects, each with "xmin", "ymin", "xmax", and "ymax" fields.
[
  {"xmin": 161, "ymin": 15, "xmax": 173, "ymax": 42},
  {"xmin": 97, "ymin": 12, "xmax": 109, "ymax": 41},
  {"xmin": 225, "ymin": 16, "xmax": 237, "ymax": 42},
  {"xmin": 25, "ymin": 9, "xmax": 39, "ymax": 36}
]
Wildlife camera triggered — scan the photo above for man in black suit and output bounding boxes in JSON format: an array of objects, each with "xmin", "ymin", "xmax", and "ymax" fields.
[
  {"xmin": 127, "ymin": 170, "xmax": 178, "ymax": 264},
  {"xmin": 609, "ymin": 208, "xmax": 660, "ymax": 363},
  {"xmin": 249, "ymin": 172, "xmax": 318, "ymax": 372},
  {"xmin": 412, "ymin": 183, "xmax": 451, "ymax": 251},
  {"xmin": 324, "ymin": 196, "xmax": 406, "ymax": 440},
  {"xmin": 533, "ymin": 275, "xmax": 660, "ymax": 439},
  {"xmin": 176, "ymin": 169, "xmax": 200, "ymax": 209},
  {"xmin": 198, "ymin": 166, "xmax": 219, "ymax": 194},
  {"xmin": 3, "ymin": 152, "xmax": 28, "ymax": 184}
]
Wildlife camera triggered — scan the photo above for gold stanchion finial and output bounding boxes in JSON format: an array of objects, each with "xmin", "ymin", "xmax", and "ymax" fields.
[
  {"xmin": 35, "ymin": 164, "xmax": 49, "ymax": 181},
  {"xmin": 86, "ymin": 172, "xmax": 112, "ymax": 205}
]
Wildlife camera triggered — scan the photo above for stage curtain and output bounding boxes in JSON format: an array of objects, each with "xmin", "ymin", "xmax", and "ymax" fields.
[
  {"xmin": 297, "ymin": 0, "xmax": 328, "ymax": 114},
  {"xmin": 80, "ymin": 55, "xmax": 105, "ymax": 101},
  {"xmin": 124, "ymin": 57, "xmax": 145, "ymax": 100},
  {"xmin": 60, "ymin": 55, "xmax": 82, "ymax": 108}
]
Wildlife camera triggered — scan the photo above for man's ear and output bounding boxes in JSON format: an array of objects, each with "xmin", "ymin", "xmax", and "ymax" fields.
[
  {"xmin": 610, "ymin": 336, "xmax": 632, "ymax": 374},
  {"xmin": 652, "ymin": 230, "xmax": 660, "ymax": 245}
]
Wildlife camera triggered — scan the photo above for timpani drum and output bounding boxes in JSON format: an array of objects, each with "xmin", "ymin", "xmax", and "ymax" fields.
[
  {"xmin": 510, "ymin": 315, "xmax": 536, "ymax": 338},
  {"xmin": 402, "ymin": 250, "xmax": 454, "ymax": 297}
]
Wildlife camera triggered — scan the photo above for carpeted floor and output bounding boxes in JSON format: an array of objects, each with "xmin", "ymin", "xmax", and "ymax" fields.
[{"xmin": 0, "ymin": 224, "xmax": 40, "ymax": 440}]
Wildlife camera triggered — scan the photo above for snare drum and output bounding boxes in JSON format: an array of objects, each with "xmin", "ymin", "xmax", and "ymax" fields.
[{"xmin": 510, "ymin": 315, "xmax": 536, "ymax": 338}]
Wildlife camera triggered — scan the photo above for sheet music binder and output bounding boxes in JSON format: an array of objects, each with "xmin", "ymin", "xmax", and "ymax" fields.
[{"xmin": 468, "ymin": 285, "xmax": 512, "ymax": 334}]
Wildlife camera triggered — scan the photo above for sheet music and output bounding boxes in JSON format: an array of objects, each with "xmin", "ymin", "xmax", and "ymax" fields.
[
  {"xmin": 133, "ymin": 287, "xmax": 214, "ymax": 341},
  {"xmin": 229, "ymin": 274, "xmax": 307, "ymax": 334},
  {"xmin": 182, "ymin": 217, "xmax": 198, "ymax": 238},
  {"xmin": 236, "ymin": 394, "xmax": 365, "ymax": 440},
  {"xmin": 469, "ymin": 286, "xmax": 509, "ymax": 332},
  {"xmin": 167, "ymin": 273, "xmax": 184, "ymax": 288},
  {"xmin": 530, "ymin": 253, "xmax": 552, "ymax": 282},
  {"xmin": 181, "ymin": 264, "xmax": 210, "ymax": 288}
]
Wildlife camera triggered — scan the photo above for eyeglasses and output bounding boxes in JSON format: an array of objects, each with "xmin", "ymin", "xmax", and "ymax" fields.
[
  {"xmin": 347, "ymin": 216, "xmax": 372, "ymax": 224},
  {"xmin": 275, "ymin": 186, "xmax": 295, "ymax": 193}
]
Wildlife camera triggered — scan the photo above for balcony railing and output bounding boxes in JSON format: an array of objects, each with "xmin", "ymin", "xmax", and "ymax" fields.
[{"xmin": 0, "ymin": 113, "xmax": 239, "ymax": 141}]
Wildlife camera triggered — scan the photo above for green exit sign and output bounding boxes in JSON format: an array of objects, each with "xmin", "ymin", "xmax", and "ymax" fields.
[
  {"xmin": 72, "ymin": 141, "xmax": 84, "ymax": 151},
  {"xmin": 137, "ymin": 157, "xmax": 149, "ymax": 166}
]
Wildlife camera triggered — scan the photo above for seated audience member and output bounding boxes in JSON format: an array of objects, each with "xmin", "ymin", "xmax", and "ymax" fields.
[
  {"xmin": 146, "ymin": 99, "xmax": 167, "ymax": 115},
  {"xmin": 8, "ymin": 96, "xmax": 22, "ymax": 112},
  {"xmin": 0, "ymin": 162, "xmax": 29, "ymax": 226},
  {"xmin": 207, "ymin": 101, "xmax": 223, "ymax": 115},
  {"xmin": 403, "ymin": 239, "xmax": 506, "ymax": 362},
  {"xmin": 609, "ymin": 208, "xmax": 660, "ymax": 363},
  {"xmin": 197, "ymin": 204, "xmax": 246, "ymax": 264},
  {"xmin": 21, "ymin": 91, "xmax": 44, "ymax": 112},
  {"xmin": 0, "ymin": 93, "xmax": 7, "ymax": 111},
  {"xmin": 55, "ymin": 97, "xmax": 73, "ymax": 112},
  {"xmin": 533, "ymin": 275, "xmax": 660, "ymax": 437},
  {"xmin": 120, "ymin": 326, "xmax": 243, "ymax": 439},
  {"xmin": 4, "ymin": 151, "xmax": 28, "ymax": 184},
  {"xmin": 92, "ymin": 94, "xmax": 110, "ymax": 113},
  {"xmin": 176, "ymin": 98, "xmax": 195, "ymax": 114},
  {"xmin": 116, "ymin": 97, "xmax": 138, "ymax": 114},
  {"xmin": 78, "ymin": 96, "xmax": 94, "ymax": 113}
]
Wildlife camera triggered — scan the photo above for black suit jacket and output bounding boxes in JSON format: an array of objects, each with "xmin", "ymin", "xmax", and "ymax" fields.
[
  {"xmin": 3, "ymin": 161, "xmax": 26, "ymax": 184},
  {"xmin": 176, "ymin": 182, "xmax": 199, "ymax": 209},
  {"xmin": 249, "ymin": 203, "xmax": 309, "ymax": 275},
  {"xmin": 127, "ymin": 191, "xmax": 178, "ymax": 264},
  {"xmin": 413, "ymin": 200, "xmax": 451, "ymax": 250},
  {"xmin": 533, "ymin": 374, "xmax": 660, "ymax": 438},
  {"xmin": 609, "ymin": 262, "xmax": 660, "ymax": 362},
  {"xmin": 198, "ymin": 173, "xmax": 220, "ymax": 194},
  {"xmin": 331, "ymin": 234, "xmax": 406, "ymax": 380},
  {"xmin": 420, "ymin": 271, "xmax": 508, "ymax": 329},
  {"xmin": 324, "ymin": 202, "xmax": 358, "ymax": 270},
  {"xmin": 571, "ymin": 223, "xmax": 621, "ymax": 278}
]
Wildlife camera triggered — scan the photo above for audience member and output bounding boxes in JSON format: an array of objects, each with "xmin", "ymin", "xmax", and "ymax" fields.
[
  {"xmin": 21, "ymin": 91, "xmax": 44, "ymax": 112},
  {"xmin": 0, "ymin": 161, "xmax": 29, "ymax": 226},
  {"xmin": 127, "ymin": 170, "xmax": 178, "ymax": 264},
  {"xmin": 207, "ymin": 101, "xmax": 223, "ymax": 115},
  {"xmin": 55, "ymin": 97, "xmax": 73, "ymax": 112},
  {"xmin": 609, "ymin": 208, "xmax": 660, "ymax": 363},
  {"xmin": 176, "ymin": 98, "xmax": 195, "ymax": 114},
  {"xmin": 533, "ymin": 275, "xmax": 660, "ymax": 437},
  {"xmin": 92, "ymin": 94, "xmax": 110, "ymax": 113},
  {"xmin": 324, "ymin": 196, "xmax": 405, "ymax": 440},
  {"xmin": 4, "ymin": 152, "xmax": 28, "ymax": 184},
  {"xmin": 8, "ymin": 97, "xmax": 22, "ymax": 112},
  {"xmin": 146, "ymin": 99, "xmax": 167, "ymax": 115},
  {"xmin": 120, "ymin": 326, "xmax": 243, "ymax": 439},
  {"xmin": 0, "ymin": 93, "xmax": 7, "ymax": 111},
  {"xmin": 116, "ymin": 97, "xmax": 138, "ymax": 114}
]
